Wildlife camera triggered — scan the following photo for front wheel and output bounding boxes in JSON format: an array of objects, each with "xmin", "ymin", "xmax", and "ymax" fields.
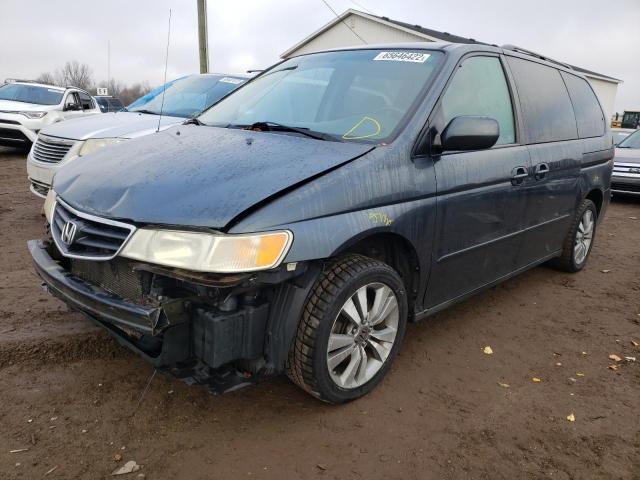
[
  {"xmin": 287, "ymin": 254, "xmax": 407, "ymax": 403},
  {"xmin": 550, "ymin": 199, "xmax": 597, "ymax": 272}
]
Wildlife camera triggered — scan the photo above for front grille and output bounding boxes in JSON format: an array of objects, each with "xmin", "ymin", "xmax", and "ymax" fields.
[
  {"xmin": 29, "ymin": 178, "xmax": 49, "ymax": 197},
  {"xmin": 32, "ymin": 135, "xmax": 75, "ymax": 163},
  {"xmin": 613, "ymin": 162, "xmax": 640, "ymax": 177},
  {"xmin": 51, "ymin": 199, "xmax": 135, "ymax": 260},
  {"xmin": 71, "ymin": 257, "xmax": 146, "ymax": 303},
  {"xmin": 612, "ymin": 182, "xmax": 640, "ymax": 193},
  {"xmin": 0, "ymin": 127, "xmax": 29, "ymax": 142}
]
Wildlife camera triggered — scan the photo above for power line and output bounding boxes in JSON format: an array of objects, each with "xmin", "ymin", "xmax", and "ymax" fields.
[
  {"xmin": 349, "ymin": 0, "xmax": 374, "ymax": 15},
  {"xmin": 319, "ymin": 0, "xmax": 367, "ymax": 44}
]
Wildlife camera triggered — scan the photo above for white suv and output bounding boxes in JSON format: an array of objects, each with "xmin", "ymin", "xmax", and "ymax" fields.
[
  {"xmin": 0, "ymin": 80, "xmax": 100, "ymax": 149},
  {"xmin": 26, "ymin": 73, "xmax": 248, "ymax": 197}
]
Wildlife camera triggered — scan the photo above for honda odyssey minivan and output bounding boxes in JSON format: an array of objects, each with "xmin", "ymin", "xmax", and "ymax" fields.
[{"xmin": 29, "ymin": 43, "xmax": 613, "ymax": 403}]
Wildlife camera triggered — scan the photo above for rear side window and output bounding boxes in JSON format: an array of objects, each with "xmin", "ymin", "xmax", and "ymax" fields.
[
  {"xmin": 78, "ymin": 92, "xmax": 94, "ymax": 110},
  {"xmin": 440, "ymin": 56, "xmax": 515, "ymax": 145},
  {"xmin": 507, "ymin": 57, "xmax": 577, "ymax": 144},
  {"xmin": 561, "ymin": 72, "xmax": 604, "ymax": 138}
]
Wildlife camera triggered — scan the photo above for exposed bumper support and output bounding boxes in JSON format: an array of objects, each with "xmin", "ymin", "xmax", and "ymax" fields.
[{"xmin": 28, "ymin": 240, "xmax": 161, "ymax": 334}]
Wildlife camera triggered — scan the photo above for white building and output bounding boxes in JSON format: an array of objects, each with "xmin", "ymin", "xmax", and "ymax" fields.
[{"xmin": 282, "ymin": 9, "xmax": 622, "ymax": 118}]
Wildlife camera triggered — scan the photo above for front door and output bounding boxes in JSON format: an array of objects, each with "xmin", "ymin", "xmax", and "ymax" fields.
[{"xmin": 424, "ymin": 54, "xmax": 531, "ymax": 308}]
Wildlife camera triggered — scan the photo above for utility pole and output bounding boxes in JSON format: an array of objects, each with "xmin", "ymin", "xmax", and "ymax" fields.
[
  {"xmin": 107, "ymin": 40, "xmax": 110, "ymax": 93},
  {"xmin": 197, "ymin": 0, "xmax": 209, "ymax": 73}
]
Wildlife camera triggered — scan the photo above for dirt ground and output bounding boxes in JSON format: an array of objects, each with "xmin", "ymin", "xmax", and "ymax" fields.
[{"xmin": 0, "ymin": 146, "xmax": 638, "ymax": 480}]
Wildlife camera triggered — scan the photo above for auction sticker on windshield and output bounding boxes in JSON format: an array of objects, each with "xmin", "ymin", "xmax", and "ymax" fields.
[
  {"xmin": 219, "ymin": 77, "xmax": 244, "ymax": 84},
  {"xmin": 373, "ymin": 51, "xmax": 430, "ymax": 63}
]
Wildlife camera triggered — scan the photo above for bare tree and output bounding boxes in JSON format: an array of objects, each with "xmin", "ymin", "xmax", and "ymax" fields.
[
  {"xmin": 55, "ymin": 61, "xmax": 94, "ymax": 90},
  {"xmin": 36, "ymin": 72, "xmax": 58, "ymax": 86}
]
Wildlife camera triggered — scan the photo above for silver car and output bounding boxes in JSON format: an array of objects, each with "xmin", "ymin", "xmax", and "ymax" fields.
[
  {"xmin": 26, "ymin": 73, "xmax": 248, "ymax": 197},
  {"xmin": 612, "ymin": 129, "xmax": 640, "ymax": 196}
]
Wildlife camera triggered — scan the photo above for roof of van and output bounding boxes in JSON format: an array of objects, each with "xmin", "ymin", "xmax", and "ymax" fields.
[{"xmin": 283, "ymin": 9, "xmax": 621, "ymax": 84}]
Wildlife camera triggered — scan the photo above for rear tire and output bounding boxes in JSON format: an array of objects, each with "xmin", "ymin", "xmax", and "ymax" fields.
[
  {"xmin": 550, "ymin": 199, "xmax": 597, "ymax": 272},
  {"xmin": 287, "ymin": 254, "xmax": 407, "ymax": 404}
]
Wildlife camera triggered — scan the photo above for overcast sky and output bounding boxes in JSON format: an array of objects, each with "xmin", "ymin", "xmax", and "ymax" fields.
[{"xmin": 1, "ymin": 0, "xmax": 638, "ymax": 112}]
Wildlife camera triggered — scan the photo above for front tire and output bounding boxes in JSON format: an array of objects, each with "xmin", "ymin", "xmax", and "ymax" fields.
[
  {"xmin": 287, "ymin": 254, "xmax": 407, "ymax": 404},
  {"xmin": 550, "ymin": 199, "xmax": 597, "ymax": 272}
]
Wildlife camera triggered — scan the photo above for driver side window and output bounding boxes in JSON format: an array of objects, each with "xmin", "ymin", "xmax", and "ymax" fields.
[
  {"xmin": 441, "ymin": 56, "xmax": 515, "ymax": 145},
  {"xmin": 64, "ymin": 92, "xmax": 80, "ymax": 109}
]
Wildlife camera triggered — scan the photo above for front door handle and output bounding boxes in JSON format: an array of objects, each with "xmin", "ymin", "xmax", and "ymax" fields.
[
  {"xmin": 511, "ymin": 166, "xmax": 529, "ymax": 186},
  {"xmin": 534, "ymin": 163, "xmax": 550, "ymax": 180}
]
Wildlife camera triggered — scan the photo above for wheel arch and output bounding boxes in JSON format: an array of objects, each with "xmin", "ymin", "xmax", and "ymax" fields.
[
  {"xmin": 331, "ymin": 230, "xmax": 421, "ymax": 313},
  {"xmin": 585, "ymin": 188, "xmax": 604, "ymax": 218}
]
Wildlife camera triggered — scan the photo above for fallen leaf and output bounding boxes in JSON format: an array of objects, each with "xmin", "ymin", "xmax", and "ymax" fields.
[
  {"xmin": 624, "ymin": 356, "xmax": 636, "ymax": 362},
  {"xmin": 631, "ymin": 340, "xmax": 639, "ymax": 347},
  {"xmin": 576, "ymin": 372, "xmax": 585, "ymax": 377},
  {"xmin": 532, "ymin": 377, "xmax": 542, "ymax": 383},
  {"xmin": 316, "ymin": 464, "xmax": 328, "ymax": 471},
  {"xmin": 483, "ymin": 346, "xmax": 493, "ymax": 355},
  {"xmin": 609, "ymin": 354, "xmax": 622, "ymax": 362},
  {"xmin": 566, "ymin": 413, "xmax": 576, "ymax": 422},
  {"xmin": 113, "ymin": 453, "xmax": 122, "ymax": 462},
  {"xmin": 601, "ymin": 269, "xmax": 611, "ymax": 273},
  {"xmin": 581, "ymin": 351, "xmax": 588, "ymax": 355},
  {"xmin": 9, "ymin": 449, "xmax": 29, "ymax": 453},
  {"xmin": 498, "ymin": 382, "xmax": 510, "ymax": 388},
  {"xmin": 555, "ymin": 362, "xmax": 562, "ymax": 366},
  {"xmin": 608, "ymin": 364, "xmax": 619, "ymax": 371},
  {"xmin": 630, "ymin": 216, "xmax": 638, "ymax": 220},
  {"xmin": 112, "ymin": 460, "xmax": 140, "ymax": 476}
]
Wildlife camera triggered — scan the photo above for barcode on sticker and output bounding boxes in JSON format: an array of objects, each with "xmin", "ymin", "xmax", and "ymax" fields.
[
  {"xmin": 219, "ymin": 77, "xmax": 244, "ymax": 85},
  {"xmin": 373, "ymin": 52, "xmax": 430, "ymax": 63}
]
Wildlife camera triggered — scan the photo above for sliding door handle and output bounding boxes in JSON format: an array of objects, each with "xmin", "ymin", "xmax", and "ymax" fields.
[
  {"xmin": 534, "ymin": 163, "xmax": 550, "ymax": 180},
  {"xmin": 511, "ymin": 166, "xmax": 529, "ymax": 186}
]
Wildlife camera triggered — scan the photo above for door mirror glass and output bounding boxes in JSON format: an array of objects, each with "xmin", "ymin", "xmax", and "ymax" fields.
[{"xmin": 441, "ymin": 116, "xmax": 499, "ymax": 151}]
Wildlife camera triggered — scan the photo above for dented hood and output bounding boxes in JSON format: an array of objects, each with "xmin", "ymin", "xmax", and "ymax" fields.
[{"xmin": 53, "ymin": 125, "xmax": 373, "ymax": 229}]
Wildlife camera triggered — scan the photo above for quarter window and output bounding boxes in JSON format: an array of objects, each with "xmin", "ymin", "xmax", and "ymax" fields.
[
  {"xmin": 560, "ymin": 72, "xmax": 604, "ymax": 138},
  {"xmin": 506, "ymin": 57, "xmax": 578, "ymax": 143},
  {"xmin": 440, "ymin": 56, "xmax": 515, "ymax": 145}
]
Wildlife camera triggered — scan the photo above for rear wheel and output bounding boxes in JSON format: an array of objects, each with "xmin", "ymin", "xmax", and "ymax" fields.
[
  {"xmin": 550, "ymin": 199, "xmax": 597, "ymax": 272},
  {"xmin": 287, "ymin": 254, "xmax": 407, "ymax": 403}
]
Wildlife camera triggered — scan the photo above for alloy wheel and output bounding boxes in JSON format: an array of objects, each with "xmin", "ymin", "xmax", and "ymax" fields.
[
  {"xmin": 574, "ymin": 209, "xmax": 594, "ymax": 265},
  {"xmin": 326, "ymin": 282, "xmax": 399, "ymax": 389}
]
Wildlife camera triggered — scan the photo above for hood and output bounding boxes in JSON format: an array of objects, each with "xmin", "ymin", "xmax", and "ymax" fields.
[
  {"xmin": 41, "ymin": 112, "xmax": 182, "ymax": 140},
  {"xmin": 53, "ymin": 125, "xmax": 373, "ymax": 229},
  {"xmin": 614, "ymin": 147, "xmax": 640, "ymax": 164},
  {"xmin": 0, "ymin": 99, "xmax": 56, "ymax": 111}
]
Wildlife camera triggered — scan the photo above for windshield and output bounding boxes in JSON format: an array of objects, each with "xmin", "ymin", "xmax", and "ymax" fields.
[
  {"xmin": 618, "ymin": 129, "xmax": 640, "ymax": 149},
  {"xmin": 0, "ymin": 83, "xmax": 63, "ymax": 105},
  {"xmin": 127, "ymin": 75, "xmax": 246, "ymax": 118},
  {"xmin": 198, "ymin": 49, "xmax": 443, "ymax": 142}
]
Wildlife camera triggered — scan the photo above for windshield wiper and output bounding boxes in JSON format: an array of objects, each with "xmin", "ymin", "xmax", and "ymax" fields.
[
  {"xmin": 130, "ymin": 109, "xmax": 158, "ymax": 115},
  {"xmin": 235, "ymin": 121, "xmax": 337, "ymax": 141},
  {"xmin": 183, "ymin": 117, "xmax": 203, "ymax": 126}
]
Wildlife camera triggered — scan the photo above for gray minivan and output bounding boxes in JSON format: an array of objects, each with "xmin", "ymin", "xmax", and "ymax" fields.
[{"xmin": 29, "ymin": 43, "xmax": 613, "ymax": 403}]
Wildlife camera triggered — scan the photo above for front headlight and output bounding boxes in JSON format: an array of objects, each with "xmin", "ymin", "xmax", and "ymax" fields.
[
  {"xmin": 120, "ymin": 229, "xmax": 293, "ymax": 273},
  {"xmin": 20, "ymin": 111, "xmax": 47, "ymax": 119},
  {"xmin": 44, "ymin": 189, "xmax": 56, "ymax": 224},
  {"xmin": 78, "ymin": 138, "xmax": 126, "ymax": 157}
]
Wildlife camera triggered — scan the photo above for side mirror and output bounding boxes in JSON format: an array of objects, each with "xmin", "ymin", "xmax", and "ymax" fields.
[
  {"xmin": 441, "ymin": 116, "xmax": 500, "ymax": 151},
  {"xmin": 64, "ymin": 103, "xmax": 80, "ymax": 112}
]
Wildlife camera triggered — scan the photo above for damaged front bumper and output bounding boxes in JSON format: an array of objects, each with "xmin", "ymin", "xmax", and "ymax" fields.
[{"xmin": 28, "ymin": 239, "xmax": 318, "ymax": 393}]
